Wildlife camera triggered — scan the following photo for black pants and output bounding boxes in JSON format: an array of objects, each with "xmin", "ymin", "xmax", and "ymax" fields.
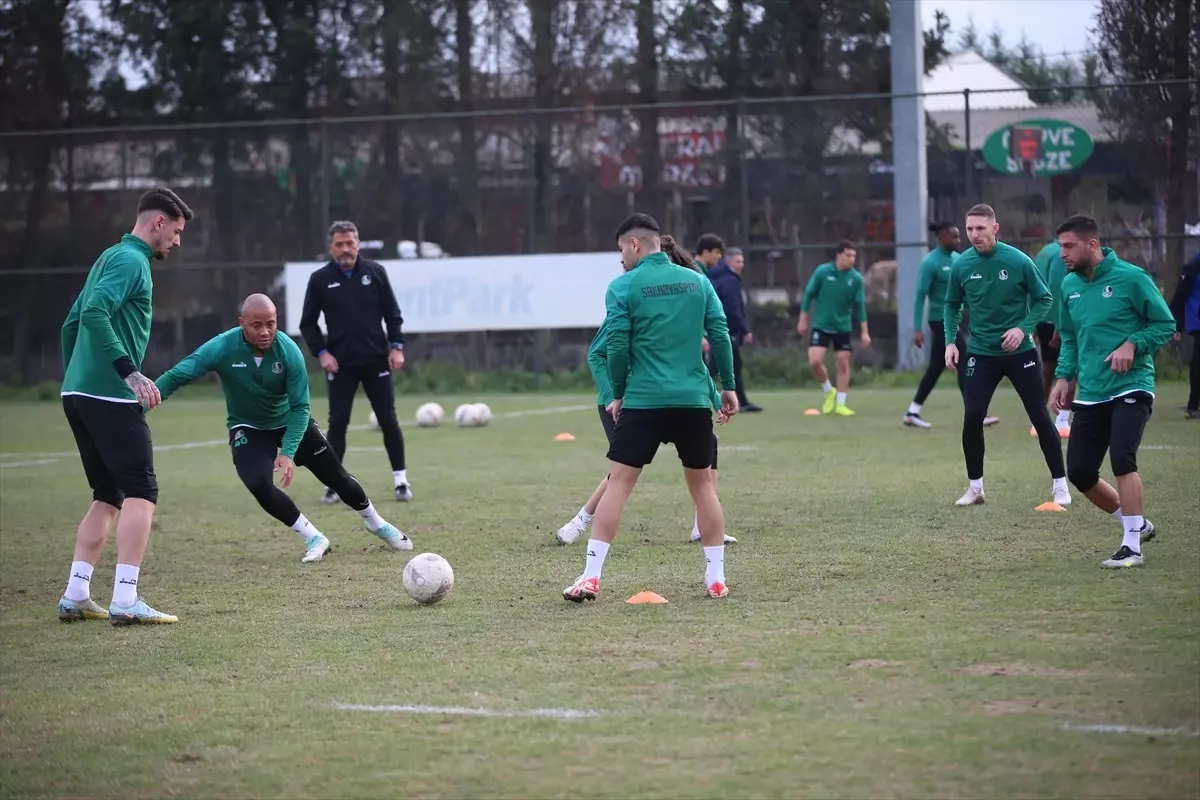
[
  {"xmin": 1189, "ymin": 332, "xmax": 1199, "ymax": 412},
  {"xmin": 62, "ymin": 395, "xmax": 158, "ymax": 507},
  {"xmin": 961, "ymin": 351, "xmax": 1065, "ymax": 480},
  {"xmin": 231, "ymin": 419, "xmax": 370, "ymax": 526},
  {"xmin": 708, "ymin": 342, "xmax": 749, "ymax": 405},
  {"xmin": 325, "ymin": 361, "xmax": 406, "ymax": 474},
  {"xmin": 1066, "ymin": 393, "xmax": 1153, "ymax": 492},
  {"xmin": 913, "ymin": 321, "xmax": 966, "ymax": 405}
]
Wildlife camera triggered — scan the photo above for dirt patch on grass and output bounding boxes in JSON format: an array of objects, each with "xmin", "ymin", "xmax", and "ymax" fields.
[
  {"xmin": 958, "ymin": 663, "xmax": 1087, "ymax": 678},
  {"xmin": 848, "ymin": 659, "xmax": 901, "ymax": 669},
  {"xmin": 983, "ymin": 699, "xmax": 1055, "ymax": 716}
]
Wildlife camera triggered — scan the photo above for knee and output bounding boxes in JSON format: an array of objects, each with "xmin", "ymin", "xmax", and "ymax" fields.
[
  {"xmin": 240, "ymin": 470, "xmax": 275, "ymax": 500},
  {"xmin": 1109, "ymin": 453, "xmax": 1138, "ymax": 478},
  {"xmin": 1067, "ymin": 465, "xmax": 1099, "ymax": 493},
  {"xmin": 808, "ymin": 352, "xmax": 823, "ymax": 369},
  {"xmin": 962, "ymin": 404, "xmax": 987, "ymax": 428}
]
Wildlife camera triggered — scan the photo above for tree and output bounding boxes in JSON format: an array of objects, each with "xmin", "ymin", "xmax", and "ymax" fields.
[
  {"xmin": 635, "ymin": 0, "xmax": 662, "ymax": 224},
  {"xmin": 1095, "ymin": 0, "xmax": 1198, "ymax": 287}
]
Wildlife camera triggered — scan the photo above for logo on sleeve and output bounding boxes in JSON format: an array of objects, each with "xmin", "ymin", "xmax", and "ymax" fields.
[
  {"xmin": 999, "ymin": 270, "xmax": 1009, "ymax": 281},
  {"xmin": 1102, "ymin": 286, "xmax": 1113, "ymax": 298},
  {"xmin": 1068, "ymin": 292, "xmax": 1081, "ymax": 301},
  {"xmin": 231, "ymin": 361, "xmax": 247, "ymax": 368},
  {"xmin": 968, "ymin": 273, "xmax": 983, "ymax": 281},
  {"xmin": 327, "ymin": 282, "xmax": 341, "ymax": 289},
  {"xmin": 272, "ymin": 361, "xmax": 283, "ymax": 374},
  {"xmin": 361, "ymin": 274, "xmax": 372, "ymax": 286}
]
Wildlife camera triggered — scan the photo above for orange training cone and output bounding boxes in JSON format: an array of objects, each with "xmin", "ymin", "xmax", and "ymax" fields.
[
  {"xmin": 1034, "ymin": 501, "xmax": 1066, "ymax": 512},
  {"xmin": 803, "ymin": 408, "xmax": 821, "ymax": 416},
  {"xmin": 626, "ymin": 591, "xmax": 669, "ymax": 604},
  {"xmin": 554, "ymin": 432, "xmax": 576, "ymax": 442}
]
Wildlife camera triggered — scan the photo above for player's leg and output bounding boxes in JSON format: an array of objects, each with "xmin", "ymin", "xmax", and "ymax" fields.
[
  {"xmin": 321, "ymin": 366, "xmax": 360, "ymax": 503},
  {"xmin": 1188, "ymin": 333, "xmax": 1199, "ymax": 418},
  {"xmin": 297, "ymin": 420, "xmax": 412, "ymax": 551},
  {"xmin": 58, "ymin": 397, "xmax": 121, "ymax": 621},
  {"xmin": 361, "ymin": 361, "xmax": 411, "ymax": 501},
  {"xmin": 906, "ymin": 322, "xmax": 946, "ymax": 428},
  {"xmin": 689, "ymin": 434, "xmax": 735, "ymax": 543},
  {"xmin": 1034, "ymin": 323, "xmax": 1071, "ymax": 437},
  {"xmin": 1064, "ymin": 401, "xmax": 1128, "ymax": 539},
  {"xmin": 833, "ymin": 341, "xmax": 854, "ymax": 416},
  {"xmin": 673, "ymin": 410, "xmax": 729, "ymax": 597},
  {"xmin": 1101, "ymin": 393, "xmax": 1155, "ymax": 568},
  {"xmin": 957, "ymin": 332, "xmax": 997, "ymax": 425},
  {"xmin": 956, "ymin": 354, "xmax": 1004, "ymax": 505},
  {"xmin": 557, "ymin": 406, "xmax": 614, "ymax": 544},
  {"xmin": 563, "ymin": 409, "xmax": 657, "ymax": 602},
  {"xmin": 732, "ymin": 342, "xmax": 759, "ymax": 411},
  {"xmin": 1004, "ymin": 353, "xmax": 1070, "ymax": 504},
  {"xmin": 808, "ymin": 337, "xmax": 835, "ymax": 413}
]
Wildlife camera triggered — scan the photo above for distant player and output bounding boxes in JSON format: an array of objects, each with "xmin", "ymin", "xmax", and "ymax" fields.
[
  {"xmin": 797, "ymin": 241, "xmax": 871, "ymax": 416},
  {"xmin": 906, "ymin": 223, "xmax": 963, "ymax": 427},
  {"xmin": 156, "ymin": 294, "xmax": 413, "ymax": 562},
  {"xmin": 1032, "ymin": 240, "xmax": 1072, "ymax": 437},
  {"xmin": 944, "ymin": 204, "xmax": 1070, "ymax": 507},
  {"xmin": 57, "ymin": 186, "xmax": 191, "ymax": 626},
  {"xmin": 300, "ymin": 221, "xmax": 413, "ymax": 503},
  {"xmin": 1049, "ymin": 215, "xmax": 1175, "ymax": 568},
  {"xmin": 694, "ymin": 233, "xmax": 725, "ymax": 273},
  {"xmin": 562, "ymin": 214, "xmax": 738, "ymax": 603},
  {"xmin": 555, "ymin": 235, "xmax": 735, "ymax": 546}
]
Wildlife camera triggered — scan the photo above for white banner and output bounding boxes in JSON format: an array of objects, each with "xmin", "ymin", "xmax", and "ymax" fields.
[{"xmin": 284, "ymin": 252, "xmax": 625, "ymax": 335}]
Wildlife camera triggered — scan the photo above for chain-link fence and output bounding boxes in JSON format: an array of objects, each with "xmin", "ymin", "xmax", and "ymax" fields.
[{"xmin": 2, "ymin": 81, "xmax": 1196, "ymax": 383}]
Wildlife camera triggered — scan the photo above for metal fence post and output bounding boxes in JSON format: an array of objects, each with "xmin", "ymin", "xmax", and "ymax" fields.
[
  {"xmin": 963, "ymin": 88, "xmax": 973, "ymax": 205},
  {"xmin": 320, "ymin": 120, "xmax": 331, "ymax": 233}
]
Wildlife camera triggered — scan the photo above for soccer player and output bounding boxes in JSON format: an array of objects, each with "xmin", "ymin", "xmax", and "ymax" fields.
[
  {"xmin": 57, "ymin": 186, "xmax": 191, "ymax": 626},
  {"xmin": 555, "ymin": 235, "xmax": 735, "ymax": 546},
  {"xmin": 155, "ymin": 294, "xmax": 413, "ymax": 562},
  {"xmin": 300, "ymin": 221, "xmax": 413, "ymax": 504},
  {"xmin": 1049, "ymin": 215, "xmax": 1175, "ymax": 568},
  {"xmin": 944, "ymin": 204, "xmax": 1070, "ymax": 507},
  {"xmin": 797, "ymin": 241, "xmax": 871, "ymax": 415},
  {"xmin": 694, "ymin": 233, "xmax": 725, "ymax": 273},
  {"xmin": 1032, "ymin": 239, "xmax": 1072, "ymax": 437},
  {"xmin": 562, "ymin": 214, "xmax": 738, "ymax": 603},
  {"xmin": 1167, "ymin": 252, "xmax": 1200, "ymax": 419},
  {"xmin": 904, "ymin": 222, "xmax": 965, "ymax": 428}
]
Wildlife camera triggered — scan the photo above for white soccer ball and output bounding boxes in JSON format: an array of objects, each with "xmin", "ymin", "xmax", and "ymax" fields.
[
  {"xmin": 454, "ymin": 403, "xmax": 479, "ymax": 427},
  {"xmin": 366, "ymin": 411, "xmax": 380, "ymax": 430},
  {"xmin": 470, "ymin": 403, "xmax": 492, "ymax": 427},
  {"xmin": 415, "ymin": 402, "xmax": 445, "ymax": 428},
  {"xmin": 402, "ymin": 552, "xmax": 455, "ymax": 605}
]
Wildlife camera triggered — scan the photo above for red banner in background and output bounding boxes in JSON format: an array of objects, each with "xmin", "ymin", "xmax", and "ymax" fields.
[{"xmin": 597, "ymin": 115, "xmax": 727, "ymax": 191}]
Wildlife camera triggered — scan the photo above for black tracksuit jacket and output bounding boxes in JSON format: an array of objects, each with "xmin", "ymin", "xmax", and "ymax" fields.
[{"xmin": 299, "ymin": 257, "xmax": 405, "ymax": 367}]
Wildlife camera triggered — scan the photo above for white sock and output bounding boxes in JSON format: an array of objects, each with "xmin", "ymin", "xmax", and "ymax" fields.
[
  {"xmin": 578, "ymin": 506, "xmax": 594, "ymax": 524},
  {"xmin": 1055, "ymin": 409, "xmax": 1070, "ymax": 427},
  {"xmin": 908, "ymin": 402, "xmax": 922, "ymax": 415},
  {"xmin": 969, "ymin": 478, "xmax": 983, "ymax": 491},
  {"xmin": 291, "ymin": 513, "xmax": 321, "ymax": 540},
  {"xmin": 112, "ymin": 564, "xmax": 140, "ymax": 608},
  {"xmin": 1053, "ymin": 477, "xmax": 1068, "ymax": 492},
  {"xmin": 64, "ymin": 561, "xmax": 93, "ymax": 602},
  {"xmin": 393, "ymin": 469, "xmax": 408, "ymax": 487},
  {"xmin": 582, "ymin": 539, "xmax": 610, "ymax": 579},
  {"xmin": 357, "ymin": 502, "xmax": 386, "ymax": 532},
  {"xmin": 1112, "ymin": 507, "xmax": 1123, "ymax": 526},
  {"xmin": 836, "ymin": 392, "xmax": 847, "ymax": 405},
  {"xmin": 704, "ymin": 545, "xmax": 726, "ymax": 585},
  {"xmin": 820, "ymin": 380, "xmax": 833, "ymax": 393},
  {"xmin": 1121, "ymin": 515, "xmax": 1144, "ymax": 552}
]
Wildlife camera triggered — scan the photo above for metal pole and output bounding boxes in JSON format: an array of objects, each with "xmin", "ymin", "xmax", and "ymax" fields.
[
  {"xmin": 963, "ymin": 88, "xmax": 973, "ymax": 205},
  {"xmin": 320, "ymin": 121, "xmax": 332, "ymax": 234},
  {"xmin": 890, "ymin": 0, "xmax": 927, "ymax": 370}
]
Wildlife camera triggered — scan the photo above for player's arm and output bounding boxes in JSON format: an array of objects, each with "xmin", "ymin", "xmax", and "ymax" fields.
[
  {"xmin": 703, "ymin": 280, "xmax": 735, "ymax": 390},
  {"xmin": 1054, "ymin": 292, "xmax": 1078, "ymax": 382},
  {"xmin": 154, "ymin": 334, "xmax": 226, "ymax": 400},
  {"xmin": 604, "ymin": 283, "xmax": 632, "ymax": 400},
  {"xmin": 942, "ymin": 266, "xmax": 964, "ymax": 341},
  {"xmin": 299, "ymin": 273, "xmax": 327, "ymax": 357},
  {"xmin": 61, "ymin": 294, "xmax": 82, "ymax": 372},
  {"xmin": 279, "ymin": 335, "xmax": 312, "ymax": 459},
  {"xmin": 376, "ymin": 267, "xmax": 405, "ymax": 349},
  {"xmin": 913, "ymin": 259, "xmax": 933, "ymax": 330},
  {"xmin": 1019, "ymin": 255, "xmax": 1052, "ymax": 333},
  {"xmin": 797, "ymin": 267, "xmax": 822, "ymax": 331},
  {"xmin": 586, "ymin": 320, "xmax": 612, "ymax": 402},
  {"xmin": 79, "ymin": 255, "xmax": 145, "ymax": 379},
  {"xmin": 1126, "ymin": 271, "xmax": 1179, "ymax": 356}
]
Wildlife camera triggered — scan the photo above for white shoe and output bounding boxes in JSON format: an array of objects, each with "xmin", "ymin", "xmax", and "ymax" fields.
[
  {"xmin": 555, "ymin": 516, "xmax": 588, "ymax": 545},
  {"xmin": 1101, "ymin": 545, "xmax": 1143, "ymax": 568},
  {"xmin": 983, "ymin": 416, "xmax": 1000, "ymax": 427},
  {"xmin": 689, "ymin": 529, "xmax": 738, "ymax": 544},
  {"xmin": 903, "ymin": 414, "xmax": 932, "ymax": 429},
  {"xmin": 1052, "ymin": 485, "xmax": 1072, "ymax": 507},
  {"xmin": 302, "ymin": 533, "xmax": 332, "ymax": 563},
  {"xmin": 955, "ymin": 486, "xmax": 985, "ymax": 506}
]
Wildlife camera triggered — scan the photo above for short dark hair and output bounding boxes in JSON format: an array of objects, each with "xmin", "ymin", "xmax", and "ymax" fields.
[
  {"xmin": 929, "ymin": 221, "xmax": 955, "ymax": 234},
  {"xmin": 329, "ymin": 220, "xmax": 359, "ymax": 240},
  {"xmin": 138, "ymin": 186, "xmax": 192, "ymax": 221},
  {"xmin": 1055, "ymin": 214, "xmax": 1100, "ymax": 239},
  {"xmin": 966, "ymin": 203, "xmax": 996, "ymax": 220},
  {"xmin": 695, "ymin": 233, "xmax": 725, "ymax": 256},
  {"xmin": 835, "ymin": 240, "xmax": 856, "ymax": 255},
  {"xmin": 615, "ymin": 213, "xmax": 660, "ymax": 241}
]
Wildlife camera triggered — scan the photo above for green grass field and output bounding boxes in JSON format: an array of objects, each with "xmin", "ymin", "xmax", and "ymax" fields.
[{"xmin": 1, "ymin": 385, "xmax": 1198, "ymax": 799}]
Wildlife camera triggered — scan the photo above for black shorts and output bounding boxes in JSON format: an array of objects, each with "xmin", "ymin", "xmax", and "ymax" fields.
[
  {"xmin": 62, "ymin": 394, "xmax": 158, "ymax": 506},
  {"xmin": 598, "ymin": 405, "xmax": 617, "ymax": 444},
  {"xmin": 1066, "ymin": 392, "xmax": 1154, "ymax": 487},
  {"xmin": 606, "ymin": 408, "xmax": 715, "ymax": 470},
  {"xmin": 229, "ymin": 418, "xmax": 330, "ymax": 467},
  {"xmin": 1035, "ymin": 322, "xmax": 1059, "ymax": 362},
  {"xmin": 810, "ymin": 330, "xmax": 852, "ymax": 351}
]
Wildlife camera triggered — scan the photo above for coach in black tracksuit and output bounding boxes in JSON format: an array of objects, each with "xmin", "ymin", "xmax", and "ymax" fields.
[{"xmin": 300, "ymin": 220, "xmax": 413, "ymax": 503}]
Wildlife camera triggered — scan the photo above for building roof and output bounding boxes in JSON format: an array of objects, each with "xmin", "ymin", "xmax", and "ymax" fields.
[{"xmin": 923, "ymin": 50, "xmax": 1037, "ymax": 111}]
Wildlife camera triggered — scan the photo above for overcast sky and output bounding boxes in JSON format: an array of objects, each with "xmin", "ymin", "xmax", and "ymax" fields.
[{"xmin": 921, "ymin": 0, "xmax": 1101, "ymax": 59}]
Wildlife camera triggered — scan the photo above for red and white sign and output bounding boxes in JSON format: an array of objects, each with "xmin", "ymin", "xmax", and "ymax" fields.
[{"xmin": 597, "ymin": 115, "xmax": 727, "ymax": 190}]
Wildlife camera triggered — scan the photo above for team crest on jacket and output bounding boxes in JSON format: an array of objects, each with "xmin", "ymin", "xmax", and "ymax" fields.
[
  {"xmin": 361, "ymin": 274, "xmax": 372, "ymax": 286},
  {"xmin": 1102, "ymin": 286, "xmax": 1113, "ymax": 298},
  {"xmin": 272, "ymin": 361, "xmax": 283, "ymax": 374},
  {"xmin": 998, "ymin": 269, "xmax": 1009, "ymax": 280}
]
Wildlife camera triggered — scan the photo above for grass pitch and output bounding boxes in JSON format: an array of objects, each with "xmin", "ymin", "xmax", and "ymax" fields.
[{"xmin": 1, "ymin": 386, "xmax": 1197, "ymax": 799}]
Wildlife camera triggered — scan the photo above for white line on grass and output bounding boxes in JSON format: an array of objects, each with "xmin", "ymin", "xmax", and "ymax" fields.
[
  {"xmin": 334, "ymin": 703, "xmax": 602, "ymax": 720},
  {"xmin": 0, "ymin": 403, "xmax": 593, "ymax": 461},
  {"xmin": 1060, "ymin": 723, "xmax": 1199, "ymax": 737},
  {"xmin": 0, "ymin": 458, "xmax": 61, "ymax": 470}
]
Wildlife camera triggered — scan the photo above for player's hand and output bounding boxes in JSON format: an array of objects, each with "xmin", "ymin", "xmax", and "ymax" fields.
[
  {"xmin": 1105, "ymin": 341, "xmax": 1136, "ymax": 373},
  {"xmin": 1049, "ymin": 379, "xmax": 1074, "ymax": 412},
  {"xmin": 913, "ymin": 330, "xmax": 925, "ymax": 348},
  {"xmin": 945, "ymin": 343, "xmax": 960, "ymax": 369},
  {"xmin": 860, "ymin": 330, "xmax": 872, "ymax": 348},
  {"xmin": 319, "ymin": 352, "xmax": 339, "ymax": 374},
  {"xmin": 1174, "ymin": 331, "xmax": 1182, "ymax": 342},
  {"xmin": 274, "ymin": 455, "xmax": 296, "ymax": 489},
  {"xmin": 742, "ymin": 332, "xmax": 754, "ymax": 345},
  {"xmin": 715, "ymin": 408, "xmax": 731, "ymax": 425},
  {"xmin": 125, "ymin": 371, "xmax": 162, "ymax": 409},
  {"xmin": 720, "ymin": 390, "xmax": 739, "ymax": 419},
  {"xmin": 606, "ymin": 399, "xmax": 623, "ymax": 422},
  {"xmin": 388, "ymin": 348, "xmax": 405, "ymax": 370},
  {"xmin": 796, "ymin": 316, "xmax": 809, "ymax": 338},
  {"xmin": 1050, "ymin": 331, "xmax": 1061, "ymax": 349},
  {"xmin": 1000, "ymin": 327, "xmax": 1026, "ymax": 352},
  {"xmin": 701, "ymin": 337, "xmax": 711, "ymax": 353}
]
